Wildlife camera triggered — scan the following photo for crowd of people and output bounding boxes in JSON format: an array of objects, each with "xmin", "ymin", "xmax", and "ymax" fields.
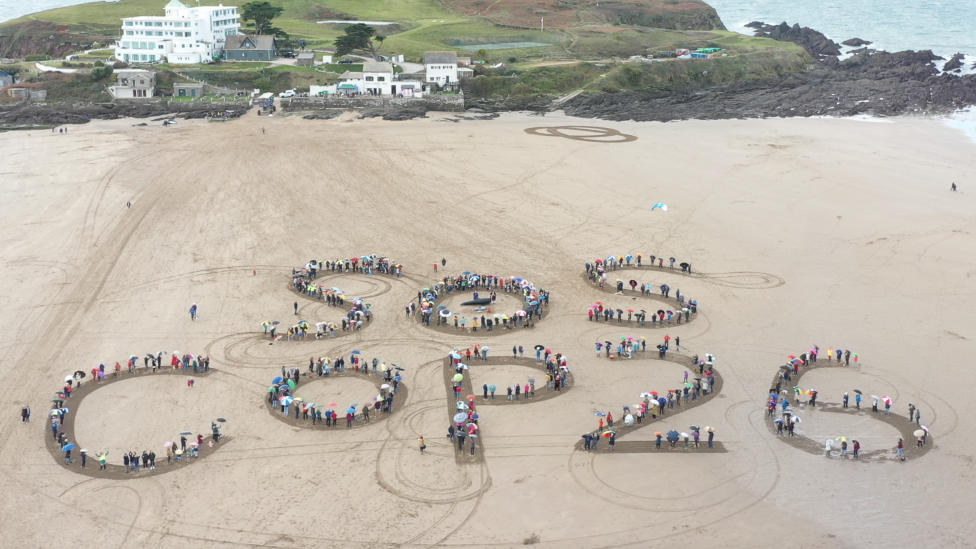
[
  {"xmin": 768, "ymin": 346, "xmax": 926, "ymax": 459},
  {"xmin": 585, "ymin": 254, "xmax": 693, "ymax": 274},
  {"xmin": 267, "ymin": 353, "xmax": 404, "ymax": 427},
  {"xmin": 587, "ymin": 301, "xmax": 697, "ymax": 326},
  {"xmin": 595, "ymin": 334, "xmax": 701, "ymax": 361},
  {"xmin": 410, "ymin": 273, "xmax": 551, "ymax": 330},
  {"xmin": 272, "ymin": 289, "xmax": 372, "ymax": 339},
  {"xmin": 294, "ymin": 255, "xmax": 404, "ymax": 279},
  {"xmin": 41, "ymin": 355, "xmax": 220, "ymax": 472}
]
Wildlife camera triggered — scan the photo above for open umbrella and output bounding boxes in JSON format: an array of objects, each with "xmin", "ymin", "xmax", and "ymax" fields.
[
  {"xmin": 791, "ymin": 416, "xmax": 802, "ymax": 423},
  {"xmin": 488, "ymin": 384, "xmax": 496, "ymax": 392},
  {"xmin": 666, "ymin": 430, "xmax": 679, "ymax": 442},
  {"xmin": 164, "ymin": 441, "xmax": 173, "ymax": 447},
  {"xmin": 180, "ymin": 430, "xmax": 193, "ymax": 435},
  {"xmin": 882, "ymin": 396, "xmax": 892, "ymax": 404},
  {"xmin": 453, "ymin": 373, "xmax": 464, "ymax": 382},
  {"xmin": 440, "ymin": 310, "xmax": 452, "ymax": 318},
  {"xmin": 280, "ymin": 396, "xmax": 294, "ymax": 406},
  {"xmin": 287, "ymin": 379, "xmax": 297, "ymax": 390},
  {"xmin": 471, "ymin": 413, "xmax": 479, "ymax": 420},
  {"xmin": 350, "ymin": 402, "xmax": 359, "ymax": 407},
  {"xmin": 453, "ymin": 412, "xmax": 467, "ymax": 422},
  {"xmin": 853, "ymin": 389, "xmax": 862, "ymax": 394},
  {"xmin": 457, "ymin": 402, "xmax": 469, "ymax": 410},
  {"xmin": 350, "ymin": 350, "xmax": 361, "ymax": 355},
  {"xmin": 602, "ymin": 431, "xmax": 615, "ymax": 438},
  {"xmin": 913, "ymin": 429, "xmax": 925, "ymax": 437},
  {"xmin": 346, "ymin": 407, "xmax": 356, "ymax": 415},
  {"xmin": 774, "ymin": 418, "xmax": 784, "ymax": 422},
  {"xmin": 380, "ymin": 383, "xmax": 390, "ymax": 390},
  {"xmin": 466, "ymin": 395, "xmax": 476, "ymax": 400},
  {"xmin": 654, "ymin": 431, "xmax": 663, "ymax": 436},
  {"xmin": 61, "ymin": 443, "xmax": 76, "ymax": 451},
  {"xmin": 690, "ymin": 425, "xmax": 700, "ymax": 431},
  {"xmin": 216, "ymin": 418, "xmax": 227, "ymax": 422},
  {"xmin": 527, "ymin": 377, "xmax": 536, "ymax": 383},
  {"xmin": 705, "ymin": 426, "xmax": 714, "ymax": 433},
  {"xmin": 328, "ymin": 402, "xmax": 338, "ymax": 406},
  {"xmin": 272, "ymin": 376, "xmax": 283, "ymax": 384},
  {"xmin": 835, "ymin": 436, "xmax": 848, "ymax": 442}
]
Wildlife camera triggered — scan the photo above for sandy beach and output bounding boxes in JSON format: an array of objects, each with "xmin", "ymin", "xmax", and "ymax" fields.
[{"xmin": 1, "ymin": 109, "xmax": 974, "ymax": 548}]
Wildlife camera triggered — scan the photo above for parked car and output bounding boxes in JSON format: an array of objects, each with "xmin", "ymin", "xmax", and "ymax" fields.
[
  {"xmin": 279, "ymin": 89, "xmax": 296, "ymax": 98},
  {"xmin": 280, "ymin": 50, "xmax": 296, "ymax": 58},
  {"xmin": 337, "ymin": 58, "xmax": 355, "ymax": 64}
]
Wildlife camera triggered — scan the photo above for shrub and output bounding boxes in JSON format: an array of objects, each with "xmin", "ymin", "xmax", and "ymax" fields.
[{"xmin": 25, "ymin": 54, "xmax": 51, "ymax": 62}]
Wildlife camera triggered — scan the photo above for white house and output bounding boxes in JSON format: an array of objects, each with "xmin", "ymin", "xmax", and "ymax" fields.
[
  {"xmin": 362, "ymin": 61, "xmax": 395, "ymax": 95},
  {"xmin": 114, "ymin": 0, "xmax": 241, "ymax": 64},
  {"xmin": 423, "ymin": 51, "xmax": 458, "ymax": 86},
  {"xmin": 107, "ymin": 69, "xmax": 156, "ymax": 99}
]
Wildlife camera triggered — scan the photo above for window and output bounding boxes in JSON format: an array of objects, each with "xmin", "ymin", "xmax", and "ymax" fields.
[
  {"xmin": 125, "ymin": 31, "xmax": 133, "ymax": 36},
  {"xmin": 365, "ymin": 76, "xmax": 374, "ymax": 81},
  {"xmin": 125, "ymin": 21, "xmax": 133, "ymax": 26},
  {"xmin": 377, "ymin": 77, "xmax": 385, "ymax": 81},
  {"xmin": 122, "ymin": 41, "xmax": 130, "ymax": 48}
]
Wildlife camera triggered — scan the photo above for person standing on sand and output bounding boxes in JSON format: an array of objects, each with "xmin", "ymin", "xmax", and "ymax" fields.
[
  {"xmin": 843, "ymin": 393, "xmax": 849, "ymax": 408},
  {"xmin": 418, "ymin": 435, "xmax": 426, "ymax": 454},
  {"xmin": 951, "ymin": 183, "xmax": 957, "ymax": 191},
  {"xmin": 294, "ymin": 301, "xmax": 298, "ymax": 315},
  {"xmin": 897, "ymin": 437, "xmax": 905, "ymax": 459},
  {"xmin": 855, "ymin": 393, "xmax": 861, "ymax": 410},
  {"xmin": 908, "ymin": 404, "xmax": 916, "ymax": 422},
  {"xmin": 21, "ymin": 405, "xmax": 29, "ymax": 422},
  {"xmin": 708, "ymin": 429, "xmax": 714, "ymax": 448},
  {"xmin": 189, "ymin": 303, "xmax": 198, "ymax": 321},
  {"xmin": 852, "ymin": 440, "xmax": 860, "ymax": 459}
]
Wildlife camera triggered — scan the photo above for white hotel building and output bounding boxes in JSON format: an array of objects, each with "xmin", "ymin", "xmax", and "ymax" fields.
[{"xmin": 114, "ymin": 0, "xmax": 241, "ymax": 64}]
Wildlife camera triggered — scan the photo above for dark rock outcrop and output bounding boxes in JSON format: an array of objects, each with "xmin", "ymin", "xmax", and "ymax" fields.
[
  {"xmin": 562, "ymin": 46, "xmax": 975, "ymax": 122},
  {"xmin": 842, "ymin": 38, "xmax": 872, "ymax": 47},
  {"xmin": 943, "ymin": 53, "xmax": 966, "ymax": 72},
  {"xmin": 359, "ymin": 106, "xmax": 427, "ymax": 120},
  {"xmin": 0, "ymin": 102, "xmax": 246, "ymax": 125},
  {"xmin": 751, "ymin": 21, "xmax": 842, "ymax": 59}
]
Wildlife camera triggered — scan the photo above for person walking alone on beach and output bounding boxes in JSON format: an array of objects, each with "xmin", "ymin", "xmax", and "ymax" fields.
[
  {"xmin": 418, "ymin": 435, "xmax": 426, "ymax": 454},
  {"xmin": 294, "ymin": 301, "xmax": 298, "ymax": 315},
  {"xmin": 21, "ymin": 405, "xmax": 29, "ymax": 422},
  {"xmin": 189, "ymin": 303, "xmax": 198, "ymax": 321}
]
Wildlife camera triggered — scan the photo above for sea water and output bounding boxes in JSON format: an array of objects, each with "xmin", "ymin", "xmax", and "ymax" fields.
[
  {"xmin": 0, "ymin": 0, "xmax": 98, "ymax": 24},
  {"xmin": 706, "ymin": 0, "xmax": 975, "ymax": 60}
]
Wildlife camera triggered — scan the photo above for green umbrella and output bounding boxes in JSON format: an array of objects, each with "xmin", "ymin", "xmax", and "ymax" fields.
[
  {"xmin": 287, "ymin": 379, "xmax": 296, "ymax": 390},
  {"xmin": 453, "ymin": 373, "xmax": 463, "ymax": 382}
]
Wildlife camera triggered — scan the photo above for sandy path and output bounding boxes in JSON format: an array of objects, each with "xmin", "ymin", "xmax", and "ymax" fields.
[{"xmin": 0, "ymin": 111, "xmax": 973, "ymax": 548}]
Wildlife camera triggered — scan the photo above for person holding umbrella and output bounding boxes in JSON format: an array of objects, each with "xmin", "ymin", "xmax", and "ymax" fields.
[
  {"xmin": 607, "ymin": 431, "xmax": 616, "ymax": 452},
  {"xmin": 211, "ymin": 422, "xmax": 221, "ymax": 443}
]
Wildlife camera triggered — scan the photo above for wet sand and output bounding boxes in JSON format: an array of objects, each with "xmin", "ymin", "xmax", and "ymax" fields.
[{"xmin": 0, "ymin": 111, "xmax": 974, "ymax": 548}]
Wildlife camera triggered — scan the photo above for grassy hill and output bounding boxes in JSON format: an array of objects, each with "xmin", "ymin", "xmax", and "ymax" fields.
[
  {"xmin": 1, "ymin": 0, "xmax": 810, "ymax": 97},
  {"xmin": 5, "ymin": 0, "xmax": 804, "ymax": 61}
]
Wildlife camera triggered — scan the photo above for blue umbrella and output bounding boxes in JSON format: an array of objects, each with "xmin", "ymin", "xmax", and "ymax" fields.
[
  {"xmin": 61, "ymin": 443, "xmax": 76, "ymax": 451},
  {"xmin": 594, "ymin": 411, "xmax": 606, "ymax": 416},
  {"xmin": 463, "ymin": 271, "xmax": 472, "ymax": 275},
  {"xmin": 437, "ymin": 305, "xmax": 447, "ymax": 310},
  {"xmin": 346, "ymin": 407, "xmax": 356, "ymax": 415},
  {"xmin": 350, "ymin": 402, "xmax": 359, "ymax": 407},
  {"xmin": 280, "ymin": 396, "xmax": 294, "ymax": 406},
  {"xmin": 350, "ymin": 350, "xmax": 361, "ymax": 355},
  {"xmin": 272, "ymin": 376, "xmax": 283, "ymax": 384},
  {"xmin": 666, "ymin": 430, "xmax": 679, "ymax": 442}
]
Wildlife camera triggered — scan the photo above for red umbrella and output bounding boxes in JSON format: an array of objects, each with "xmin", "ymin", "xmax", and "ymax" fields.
[
  {"xmin": 650, "ymin": 391, "xmax": 659, "ymax": 395},
  {"xmin": 788, "ymin": 355, "xmax": 796, "ymax": 359},
  {"xmin": 466, "ymin": 395, "xmax": 476, "ymax": 400},
  {"xmin": 626, "ymin": 308, "xmax": 635, "ymax": 312}
]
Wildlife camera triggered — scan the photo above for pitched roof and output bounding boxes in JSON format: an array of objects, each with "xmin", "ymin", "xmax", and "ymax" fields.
[
  {"xmin": 297, "ymin": 53, "xmax": 315, "ymax": 59},
  {"xmin": 165, "ymin": 0, "xmax": 186, "ymax": 7},
  {"xmin": 424, "ymin": 51, "xmax": 457, "ymax": 64},
  {"xmin": 338, "ymin": 71, "xmax": 363, "ymax": 80},
  {"xmin": 225, "ymin": 34, "xmax": 276, "ymax": 51},
  {"xmin": 362, "ymin": 61, "xmax": 393, "ymax": 73}
]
